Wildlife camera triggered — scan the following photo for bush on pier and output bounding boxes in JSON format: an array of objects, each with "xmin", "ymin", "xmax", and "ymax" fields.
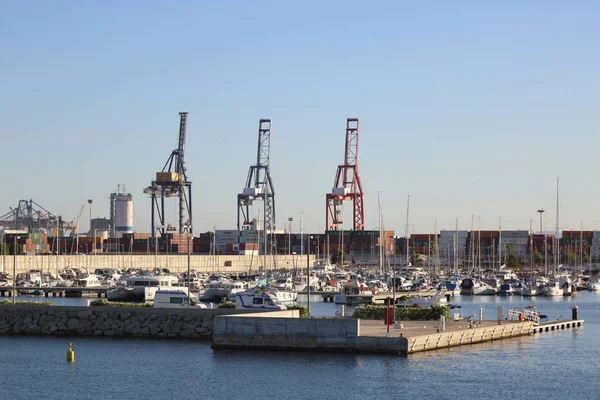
[
  {"xmin": 0, "ymin": 300, "xmax": 52, "ymax": 306},
  {"xmin": 89, "ymin": 299, "xmax": 152, "ymax": 307},
  {"xmin": 352, "ymin": 304, "xmax": 449, "ymax": 321},
  {"xmin": 285, "ymin": 304, "xmax": 309, "ymax": 317},
  {"xmin": 218, "ymin": 301, "xmax": 236, "ymax": 309}
]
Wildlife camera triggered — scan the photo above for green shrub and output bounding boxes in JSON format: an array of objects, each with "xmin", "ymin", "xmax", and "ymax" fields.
[
  {"xmin": 352, "ymin": 304, "xmax": 449, "ymax": 320},
  {"xmin": 89, "ymin": 299, "xmax": 152, "ymax": 307},
  {"xmin": 285, "ymin": 304, "xmax": 309, "ymax": 317},
  {"xmin": 0, "ymin": 300, "xmax": 52, "ymax": 306},
  {"xmin": 218, "ymin": 301, "xmax": 236, "ymax": 309}
]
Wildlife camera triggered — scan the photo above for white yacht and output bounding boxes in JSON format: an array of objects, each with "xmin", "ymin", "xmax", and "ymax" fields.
[
  {"xmin": 107, "ymin": 275, "xmax": 180, "ymax": 302},
  {"xmin": 269, "ymin": 287, "xmax": 296, "ymax": 303},
  {"xmin": 396, "ymin": 288, "xmax": 447, "ymax": 308},
  {"xmin": 541, "ymin": 280, "xmax": 563, "ymax": 296},
  {"xmin": 199, "ymin": 280, "xmax": 247, "ymax": 302},
  {"xmin": 460, "ymin": 278, "xmax": 497, "ymax": 296},
  {"xmin": 313, "ymin": 259, "xmax": 334, "ymax": 272},
  {"xmin": 273, "ymin": 276, "xmax": 294, "ymax": 291},
  {"xmin": 522, "ymin": 285, "xmax": 538, "ymax": 297},
  {"xmin": 71, "ymin": 272, "xmax": 102, "ymax": 288},
  {"xmin": 590, "ymin": 279, "xmax": 600, "ymax": 291}
]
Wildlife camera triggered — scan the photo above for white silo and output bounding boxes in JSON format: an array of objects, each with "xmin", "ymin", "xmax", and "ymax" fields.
[{"xmin": 114, "ymin": 192, "xmax": 134, "ymax": 238}]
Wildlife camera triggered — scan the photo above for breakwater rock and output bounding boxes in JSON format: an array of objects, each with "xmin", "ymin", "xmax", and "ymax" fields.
[{"xmin": 0, "ymin": 306, "xmax": 254, "ymax": 339}]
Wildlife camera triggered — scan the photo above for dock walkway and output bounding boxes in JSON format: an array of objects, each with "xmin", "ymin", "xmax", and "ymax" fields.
[{"xmin": 0, "ymin": 286, "xmax": 107, "ymax": 298}]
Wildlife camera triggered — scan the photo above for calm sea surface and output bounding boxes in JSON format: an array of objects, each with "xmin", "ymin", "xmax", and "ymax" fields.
[{"xmin": 1, "ymin": 292, "xmax": 600, "ymax": 400}]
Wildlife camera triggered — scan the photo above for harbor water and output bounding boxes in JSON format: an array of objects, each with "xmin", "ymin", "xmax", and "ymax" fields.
[{"xmin": 1, "ymin": 292, "xmax": 600, "ymax": 400}]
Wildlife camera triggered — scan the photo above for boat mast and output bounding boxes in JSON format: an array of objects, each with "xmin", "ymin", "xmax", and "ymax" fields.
[
  {"xmin": 378, "ymin": 192, "xmax": 383, "ymax": 276},
  {"xmin": 544, "ymin": 221, "xmax": 548, "ymax": 277},
  {"xmin": 453, "ymin": 218, "xmax": 458, "ymax": 276},
  {"xmin": 580, "ymin": 221, "xmax": 583, "ymax": 273},
  {"xmin": 477, "ymin": 215, "xmax": 481, "ymax": 276},
  {"xmin": 530, "ymin": 219, "xmax": 534, "ymax": 282},
  {"xmin": 498, "ymin": 217, "xmax": 502, "ymax": 272},
  {"xmin": 470, "ymin": 215, "xmax": 474, "ymax": 276},
  {"xmin": 434, "ymin": 219, "xmax": 438, "ymax": 278},
  {"xmin": 405, "ymin": 195, "xmax": 410, "ymax": 268},
  {"xmin": 555, "ymin": 178, "xmax": 560, "ymax": 275}
]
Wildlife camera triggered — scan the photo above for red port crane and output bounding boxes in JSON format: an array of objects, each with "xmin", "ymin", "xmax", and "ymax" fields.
[{"xmin": 326, "ymin": 118, "xmax": 364, "ymax": 231}]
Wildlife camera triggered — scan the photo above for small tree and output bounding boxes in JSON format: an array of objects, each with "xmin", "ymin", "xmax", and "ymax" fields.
[
  {"xmin": 506, "ymin": 253, "xmax": 519, "ymax": 269},
  {"xmin": 534, "ymin": 250, "xmax": 542, "ymax": 263},
  {"xmin": 410, "ymin": 253, "xmax": 423, "ymax": 266}
]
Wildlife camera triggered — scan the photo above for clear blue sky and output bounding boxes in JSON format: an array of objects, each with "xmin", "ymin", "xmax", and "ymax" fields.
[{"xmin": 1, "ymin": 1, "xmax": 599, "ymax": 236}]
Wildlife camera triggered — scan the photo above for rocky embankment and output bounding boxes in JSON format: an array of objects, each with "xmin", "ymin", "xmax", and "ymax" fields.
[{"xmin": 0, "ymin": 306, "xmax": 242, "ymax": 339}]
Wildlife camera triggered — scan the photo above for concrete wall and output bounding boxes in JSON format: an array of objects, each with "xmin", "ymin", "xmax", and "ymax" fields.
[
  {"xmin": 0, "ymin": 254, "xmax": 316, "ymax": 275},
  {"xmin": 213, "ymin": 314, "xmax": 409, "ymax": 354},
  {"xmin": 406, "ymin": 321, "xmax": 534, "ymax": 353},
  {"xmin": 214, "ymin": 314, "xmax": 363, "ymax": 352},
  {"xmin": 0, "ymin": 306, "xmax": 263, "ymax": 339}
]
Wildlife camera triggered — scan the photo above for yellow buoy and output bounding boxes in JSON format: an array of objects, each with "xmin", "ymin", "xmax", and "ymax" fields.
[{"xmin": 66, "ymin": 343, "xmax": 75, "ymax": 362}]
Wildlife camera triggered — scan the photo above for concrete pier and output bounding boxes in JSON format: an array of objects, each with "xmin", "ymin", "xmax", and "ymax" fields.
[{"xmin": 212, "ymin": 313, "xmax": 585, "ymax": 355}]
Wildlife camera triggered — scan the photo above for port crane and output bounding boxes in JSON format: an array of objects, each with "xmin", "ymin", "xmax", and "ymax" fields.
[
  {"xmin": 237, "ymin": 119, "xmax": 276, "ymax": 234},
  {"xmin": 144, "ymin": 112, "xmax": 193, "ymax": 236},
  {"xmin": 0, "ymin": 199, "xmax": 60, "ymax": 234},
  {"xmin": 326, "ymin": 118, "xmax": 365, "ymax": 231}
]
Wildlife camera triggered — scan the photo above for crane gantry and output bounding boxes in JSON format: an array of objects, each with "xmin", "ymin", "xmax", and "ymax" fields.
[
  {"xmin": 326, "ymin": 118, "xmax": 365, "ymax": 231},
  {"xmin": 237, "ymin": 119, "xmax": 276, "ymax": 236},
  {"xmin": 144, "ymin": 112, "xmax": 193, "ymax": 237}
]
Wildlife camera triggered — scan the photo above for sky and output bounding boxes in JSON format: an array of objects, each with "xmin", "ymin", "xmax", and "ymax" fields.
[{"xmin": 1, "ymin": 1, "xmax": 599, "ymax": 236}]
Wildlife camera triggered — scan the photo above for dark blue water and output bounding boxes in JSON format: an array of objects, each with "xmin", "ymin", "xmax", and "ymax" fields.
[{"xmin": 1, "ymin": 293, "xmax": 600, "ymax": 400}]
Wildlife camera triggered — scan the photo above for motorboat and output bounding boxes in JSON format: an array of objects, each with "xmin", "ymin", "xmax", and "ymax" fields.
[
  {"xmin": 235, "ymin": 291, "xmax": 286, "ymax": 311},
  {"xmin": 590, "ymin": 279, "xmax": 600, "ymax": 291},
  {"xmin": 460, "ymin": 278, "xmax": 497, "ymax": 296},
  {"xmin": 497, "ymin": 283, "xmax": 514, "ymax": 296},
  {"xmin": 269, "ymin": 287, "xmax": 296, "ymax": 303},
  {"xmin": 438, "ymin": 280, "xmax": 461, "ymax": 296},
  {"xmin": 199, "ymin": 280, "xmax": 246, "ymax": 302},
  {"xmin": 107, "ymin": 275, "xmax": 180, "ymax": 302},
  {"xmin": 0, "ymin": 273, "xmax": 13, "ymax": 287},
  {"xmin": 396, "ymin": 288, "xmax": 447, "ymax": 308},
  {"xmin": 313, "ymin": 259, "xmax": 335, "ymax": 272},
  {"xmin": 333, "ymin": 293, "xmax": 373, "ymax": 305},
  {"xmin": 71, "ymin": 271, "xmax": 102, "ymax": 288},
  {"xmin": 180, "ymin": 271, "xmax": 205, "ymax": 290},
  {"xmin": 522, "ymin": 285, "xmax": 538, "ymax": 297},
  {"xmin": 541, "ymin": 280, "xmax": 562, "ymax": 296},
  {"xmin": 273, "ymin": 276, "xmax": 294, "ymax": 291}
]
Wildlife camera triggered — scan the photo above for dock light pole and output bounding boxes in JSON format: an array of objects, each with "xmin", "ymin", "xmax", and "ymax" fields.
[
  {"xmin": 288, "ymin": 217, "xmax": 293, "ymax": 255},
  {"xmin": 537, "ymin": 209, "xmax": 545, "ymax": 234},
  {"xmin": 307, "ymin": 235, "xmax": 312, "ymax": 317},
  {"xmin": 13, "ymin": 235, "xmax": 19, "ymax": 305},
  {"xmin": 88, "ymin": 199, "xmax": 93, "ymax": 236}
]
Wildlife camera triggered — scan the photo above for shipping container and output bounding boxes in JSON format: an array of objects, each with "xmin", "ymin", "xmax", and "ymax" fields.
[{"xmin": 156, "ymin": 172, "xmax": 179, "ymax": 183}]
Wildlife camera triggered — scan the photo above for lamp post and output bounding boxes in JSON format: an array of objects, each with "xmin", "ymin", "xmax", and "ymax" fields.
[
  {"xmin": 288, "ymin": 217, "xmax": 293, "ymax": 255},
  {"xmin": 537, "ymin": 209, "xmax": 545, "ymax": 234},
  {"xmin": 307, "ymin": 235, "xmax": 312, "ymax": 317},
  {"xmin": 88, "ymin": 199, "xmax": 93, "ymax": 236},
  {"xmin": 13, "ymin": 234, "xmax": 19, "ymax": 305}
]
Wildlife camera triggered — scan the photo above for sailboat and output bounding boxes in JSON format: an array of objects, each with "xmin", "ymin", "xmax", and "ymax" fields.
[{"xmin": 523, "ymin": 220, "xmax": 538, "ymax": 296}]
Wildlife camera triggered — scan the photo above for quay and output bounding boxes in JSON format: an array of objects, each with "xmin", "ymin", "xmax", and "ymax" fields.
[
  {"xmin": 212, "ymin": 313, "xmax": 585, "ymax": 355},
  {"xmin": 0, "ymin": 286, "xmax": 107, "ymax": 298},
  {"xmin": 0, "ymin": 304, "xmax": 585, "ymax": 355}
]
